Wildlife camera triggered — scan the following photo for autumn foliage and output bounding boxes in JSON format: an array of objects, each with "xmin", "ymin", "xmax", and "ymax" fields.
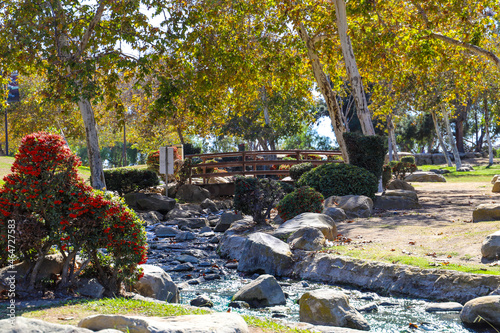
[{"xmin": 0, "ymin": 132, "xmax": 147, "ymax": 294}]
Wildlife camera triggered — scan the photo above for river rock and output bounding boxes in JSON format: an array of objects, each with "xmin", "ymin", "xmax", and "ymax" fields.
[
  {"xmin": 124, "ymin": 193, "xmax": 176, "ymax": 214},
  {"xmin": 322, "ymin": 207, "xmax": 347, "ymax": 222},
  {"xmin": 133, "ymin": 265, "xmax": 179, "ymax": 303},
  {"xmin": 237, "ymin": 232, "xmax": 293, "ymax": 276},
  {"xmin": 218, "ymin": 234, "xmax": 248, "ymax": 260},
  {"xmin": 299, "ymin": 289, "xmax": 370, "ymax": 331},
  {"xmin": 460, "ymin": 296, "xmax": 500, "ymax": 327},
  {"xmin": 493, "ymin": 181, "xmax": 500, "ymax": 193},
  {"xmin": 386, "ymin": 179, "xmax": 415, "ymax": 191},
  {"xmin": 425, "ymin": 302, "xmax": 463, "ymax": 313},
  {"xmin": 404, "ymin": 172, "xmax": 446, "ymax": 182},
  {"xmin": 473, "ymin": 204, "xmax": 500, "ymax": 222},
  {"xmin": 175, "ymin": 231, "xmax": 196, "ymax": 241},
  {"xmin": 215, "ymin": 211, "xmax": 243, "ymax": 232},
  {"xmin": 76, "ymin": 278, "xmax": 105, "ymax": 299},
  {"xmin": 373, "ymin": 190, "xmax": 421, "ymax": 210},
  {"xmin": 0, "ymin": 317, "xmax": 106, "ymax": 333},
  {"xmin": 232, "ymin": 274, "xmax": 286, "ymax": 308},
  {"xmin": 78, "ymin": 313, "xmax": 249, "ymax": 333},
  {"xmin": 325, "ymin": 195, "xmax": 373, "ymax": 218},
  {"xmin": 288, "ymin": 227, "xmax": 326, "ymax": 251},
  {"xmin": 176, "ymin": 184, "xmax": 211, "ymax": 203},
  {"xmin": 190, "ymin": 295, "xmax": 214, "ymax": 308},
  {"xmin": 481, "ymin": 230, "xmax": 500, "ymax": 260},
  {"xmin": 155, "ymin": 225, "xmax": 179, "ymax": 237},
  {"xmin": 165, "ymin": 206, "xmax": 194, "ymax": 219},
  {"xmin": 174, "ymin": 217, "xmax": 209, "ymax": 229},
  {"xmin": 200, "ymin": 198, "xmax": 218, "ymax": 212},
  {"xmin": 174, "ymin": 255, "xmax": 199, "ymax": 264},
  {"xmin": 274, "ymin": 213, "xmax": 336, "ymax": 241},
  {"xmin": 137, "ymin": 211, "xmax": 164, "ymax": 225}
]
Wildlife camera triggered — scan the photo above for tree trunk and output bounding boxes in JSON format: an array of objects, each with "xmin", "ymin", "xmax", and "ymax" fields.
[
  {"xmin": 177, "ymin": 126, "xmax": 185, "ymax": 145},
  {"xmin": 78, "ymin": 98, "xmax": 106, "ymax": 189},
  {"xmin": 122, "ymin": 122, "xmax": 127, "ymax": 167},
  {"xmin": 296, "ymin": 22, "xmax": 349, "ymax": 162},
  {"xmin": 453, "ymin": 101, "xmax": 469, "ymax": 153},
  {"xmin": 261, "ymin": 87, "xmax": 276, "ymax": 150},
  {"xmin": 430, "ymin": 110, "xmax": 452, "ymax": 167},
  {"xmin": 442, "ymin": 106, "xmax": 462, "ymax": 169},
  {"xmin": 484, "ymin": 97, "xmax": 494, "ymax": 166},
  {"xmin": 333, "ymin": 0, "xmax": 375, "ymax": 136},
  {"xmin": 387, "ymin": 114, "xmax": 399, "ymax": 161}
]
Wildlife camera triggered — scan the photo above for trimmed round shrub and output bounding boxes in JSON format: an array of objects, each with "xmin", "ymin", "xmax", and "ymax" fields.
[
  {"xmin": 276, "ymin": 186, "xmax": 324, "ymax": 221},
  {"xmin": 104, "ymin": 168, "xmax": 159, "ymax": 195},
  {"xmin": 289, "ymin": 162, "xmax": 315, "ymax": 181},
  {"xmin": 401, "ymin": 156, "xmax": 416, "ymax": 164},
  {"xmin": 343, "ymin": 132, "xmax": 387, "ymax": 180},
  {"xmin": 297, "ymin": 163, "xmax": 378, "ymax": 199}
]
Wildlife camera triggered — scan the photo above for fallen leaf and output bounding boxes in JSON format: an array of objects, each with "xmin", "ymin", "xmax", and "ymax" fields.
[
  {"xmin": 409, "ymin": 323, "xmax": 418, "ymax": 329},
  {"xmin": 391, "ymin": 249, "xmax": 396, "ymax": 252},
  {"xmin": 447, "ymin": 255, "xmax": 452, "ymax": 258},
  {"xmin": 437, "ymin": 232, "xmax": 443, "ymax": 235},
  {"xmin": 409, "ymin": 241, "xmax": 416, "ymax": 245}
]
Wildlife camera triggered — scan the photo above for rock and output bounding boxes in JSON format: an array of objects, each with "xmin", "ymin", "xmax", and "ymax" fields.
[
  {"xmin": 78, "ymin": 313, "xmax": 249, "ymax": 333},
  {"xmin": 173, "ymin": 263, "xmax": 194, "ymax": 271},
  {"xmin": 404, "ymin": 172, "xmax": 446, "ymax": 182},
  {"xmin": 274, "ymin": 213, "xmax": 337, "ymax": 241},
  {"xmin": 299, "ymin": 289, "xmax": 370, "ymax": 331},
  {"xmin": 237, "ymin": 232, "xmax": 293, "ymax": 276},
  {"xmin": 215, "ymin": 211, "xmax": 243, "ymax": 232},
  {"xmin": 414, "ymin": 153, "xmax": 432, "ymax": 166},
  {"xmin": 431, "ymin": 153, "xmax": 449, "ymax": 165},
  {"xmin": 133, "ymin": 265, "xmax": 179, "ymax": 303},
  {"xmin": 373, "ymin": 190, "xmax": 421, "ymax": 210},
  {"xmin": 473, "ymin": 204, "xmax": 500, "ymax": 222},
  {"xmin": 460, "ymin": 296, "xmax": 500, "ymax": 327},
  {"xmin": 124, "ymin": 193, "xmax": 176, "ymax": 214},
  {"xmin": 232, "ymin": 274, "xmax": 286, "ymax": 308},
  {"xmin": 200, "ymin": 198, "xmax": 218, "ymax": 212},
  {"xmin": 165, "ymin": 206, "xmax": 194, "ymax": 219},
  {"xmin": 491, "ymin": 175, "xmax": 500, "ymax": 184},
  {"xmin": 175, "ymin": 231, "xmax": 196, "ymax": 242},
  {"xmin": 174, "ymin": 217, "xmax": 209, "ymax": 229},
  {"xmin": 288, "ymin": 227, "xmax": 326, "ymax": 251},
  {"xmin": 218, "ymin": 234, "xmax": 248, "ymax": 260},
  {"xmin": 493, "ymin": 181, "xmax": 500, "ymax": 193},
  {"xmin": 0, "ymin": 317, "xmax": 100, "ymax": 333},
  {"xmin": 457, "ymin": 166, "xmax": 474, "ymax": 172},
  {"xmin": 425, "ymin": 302, "xmax": 463, "ymax": 313},
  {"xmin": 322, "ymin": 207, "xmax": 347, "ymax": 222},
  {"xmin": 77, "ymin": 278, "xmax": 105, "ymax": 298},
  {"xmin": 176, "ymin": 184, "xmax": 211, "ymax": 203},
  {"xmin": 386, "ymin": 179, "xmax": 415, "ymax": 191},
  {"xmin": 430, "ymin": 169, "xmax": 451, "ymax": 175},
  {"xmin": 190, "ymin": 295, "xmax": 214, "ymax": 308},
  {"xmin": 272, "ymin": 214, "xmax": 284, "ymax": 224},
  {"xmin": 155, "ymin": 225, "xmax": 180, "ymax": 237},
  {"xmin": 229, "ymin": 301, "xmax": 250, "ymax": 309},
  {"xmin": 137, "ymin": 211, "xmax": 164, "ymax": 225},
  {"xmin": 174, "ymin": 255, "xmax": 199, "ymax": 264},
  {"xmin": 385, "ymin": 152, "xmax": 413, "ymax": 164},
  {"xmin": 356, "ymin": 303, "xmax": 378, "ymax": 313},
  {"xmin": 481, "ymin": 230, "xmax": 500, "ymax": 260},
  {"xmin": 324, "ymin": 195, "xmax": 373, "ymax": 219}
]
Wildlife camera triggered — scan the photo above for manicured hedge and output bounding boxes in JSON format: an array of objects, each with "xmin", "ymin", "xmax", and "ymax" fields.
[
  {"xmin": 104, "ymin": 168, "xmax": 159, "ymax": 195},
  {"xmin": 343, "ymin": 132, "xmax": 387, "ymax": 180}
]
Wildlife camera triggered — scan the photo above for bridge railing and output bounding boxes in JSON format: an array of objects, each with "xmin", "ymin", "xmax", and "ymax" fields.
[{"xmin": 185, "ymin": 150, "xmax": 343, "ymax": 184}]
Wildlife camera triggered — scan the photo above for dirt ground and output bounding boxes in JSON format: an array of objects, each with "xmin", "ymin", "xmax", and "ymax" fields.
[{"xmin": 335, "ymin": 180, "xmax": 500, "ymax": 270}]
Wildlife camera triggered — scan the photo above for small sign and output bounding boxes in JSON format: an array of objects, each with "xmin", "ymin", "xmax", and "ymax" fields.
[{"xmin": 159, "ymin": 147, "xmax": 174, "ymax": 175}]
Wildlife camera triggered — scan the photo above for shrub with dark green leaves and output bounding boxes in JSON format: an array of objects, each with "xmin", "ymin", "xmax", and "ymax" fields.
[
  {"xmin": 276, "ymin": 186, "xmax": 324, "ymax": 221},
  {"xmin": 290, "ymin": 162, "xmax": 315, "ymax": 181},
  {"xmin": 297, "ymin": 163, "xmax": 378, "ymax": 199},
  {"xmin": 104, "ymin": 168, "xmax": 159, "ymax": 195},
  {"xmin": 389, "ymin": 160, "xmax": 417, "ymax": 180},
  {"xmin": 233, "ymin": 176, "xmax": 287, "ymax": 223},
  {"xmin": 401, "ymin": 156, "xmax": 416, "ymax": 164},
  {"xmin": 382, "ymin": 165, "xmax": 392, "ymax": 189},
  {"xmin": 343, "ymin": 132, "xmax": 387, "ymax": 180}
]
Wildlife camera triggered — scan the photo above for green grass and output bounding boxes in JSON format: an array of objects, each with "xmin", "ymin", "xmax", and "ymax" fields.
[
  {"xmin": 419, "ymin": 163, "xmax": 500, "ymax": 182},
  {"xmin": 18, "ymin": 298, "xmax": 308, "ymax": 333}
]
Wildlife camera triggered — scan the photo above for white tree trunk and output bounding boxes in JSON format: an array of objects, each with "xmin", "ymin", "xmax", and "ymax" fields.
[
  {"xmin": 484, "ymin": 97, "xmax": 494, "ymax": 165},
  {"xmin": 261, "ymin": 87, "xmax": 276, "ymax": 150},
  {"xmin": 296, "ymin": 23, "xmax": 349, "ymax": 162},
  {"xmin": 387, "ymin": 114, "xmax": 399, "ymax": 161},
  {"xmin": 333, "ymin": 0, "xmax": 375, "ymax": 136},
  {"xmin": 78, "ymin": 98, "xmax": 107, "ymax": 189},
  {"xmin": 430, "ymin": 110, "xmax": 453, "ymax": 167},
  {"xmin": 442, "ymin": 106, "xmax": 462, "ymax": 170}
]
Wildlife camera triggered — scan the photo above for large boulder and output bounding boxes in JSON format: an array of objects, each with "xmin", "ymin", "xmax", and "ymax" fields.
[
  {"xmin": 404, "ymin": 172, "xmax": 446, "ymax": 182},
  {"xmin": 237, "ymin": 232, "xmax": 293, "ymax": 276},
  {"xmin": 414, "ymin": 153, "xmax": 432, "ymax": 166},
  {"xmin": 386, "ymin": 179, "xmax": 415, "ymax": 191},
  {"xmin": 324, "ymin": 195, "xmax": 373, "ymax": 219},
  {"xmin": 154, "ymin": 225, "xmax": 180, "ymax": 237},
  {"xmin": 137, "ymin": 211, "xmax": 163, "ymax": 225},
  {"xmin": 190, "ymin": 295, "xmax": 214, "ymax": 308},
  {"xmin": 322, "ymin": 207, "xmax": 347, "ymax": 222},
  {"xmin": 473, "ymin": 204, "xmax": 500, "ymax": 222},
  {"xmin": 481, "ymin": 230, "xmax": 500, "ymax": 260},
  {"xmin": 174, "ymin": 217, "xmax": 209, "ymax": 229},
  {"xmin": 274, "ymin": 213, "xmax": 337, "ymax": 241},
  {"xmin": 425, "ymin": 302, "xmax": 463, "ymax": 313},
  {"xmin": 133, "ymin": 265, "xmax": 179, "ymax": 303},
  {"xmin": 493, "ymin": 181, "xmax": 500, "ymax": 193},
  {"xmin": 124, "ymin": 193, "xmax": 176, "ymax": 214},
  {"xmin": 431, "ymin": 153, "xmax": 449, "ymax": 165},
  {"xmin": 373, "ymin": 190, "xmax": 421, "ymax": 210},
  {"xmin": 200, "ymin": 198, "xmax": 218, "ymax": 212},
  {"xmin": 175, "ymin": 184, "xmax": 210, "ymax": 203},
  {"xmin": 460, "ymin": 296, "xmax": 500, "ymax": 327},
  {"xmin": 0, "ymin": 317, "xmax": 107, "ymax": 333},
  {"xmin": 214, "ymin": 211, "xmax": 243, "ymax": 232},
  {"xmin": 299, "ymin": 289, "xmax": 370, "ymax": 331},
  {"xmin": 76, "ymin": 278, "xmax": 105, "ymax": 299},
  {"xmin": 491, "ymin": 175, "xmax": 500, "ymax": 184},
  {"xmin": 232, "ymin": 274, "xmax": 286, "ymax": 308},
  {"xmin": 78, "ymin": 313, "xmax": 249, "ymax": 333},
  {"xmin": 288, "ymin": 227, "xmax": 326, "ymax": 251}
]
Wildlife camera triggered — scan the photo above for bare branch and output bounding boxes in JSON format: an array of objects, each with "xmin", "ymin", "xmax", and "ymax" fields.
[{"xmin": 76, "ymin": 0, "xmax": 106, "ymax": 59}]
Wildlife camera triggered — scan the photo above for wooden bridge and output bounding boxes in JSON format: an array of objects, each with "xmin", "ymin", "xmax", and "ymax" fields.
[{"xmin": 185, "ymin": 150, "xmax": 343, "ymax": 196}]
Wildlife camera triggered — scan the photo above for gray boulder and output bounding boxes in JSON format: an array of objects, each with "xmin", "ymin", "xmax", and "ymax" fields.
[
  {"xmin": 215, "ymin": 211, "xmax": 243, "ymax": 232},
  {"xmin": 0, "ymin": 317, "xmax": 102, "ymax": 333},
  {"xmin": 190, "ymin": 295, "xmax": 214, "ymax": 308},
  {"xmin": 322, "ymin": 207, "xmax": 347, "ymax": 222},
  {"xmin": 431, "ymin": 153, "xmax": 449, "ymax": 165},
  {"xmin": 237, "ymin": 232, "xmax": 293, "ymax": 276},
  {"xmin": 133, "ymin": 265, "xmax": 179, "ymax": 303},
  {"xmin": 414, "ymin": 153, "xmax": 432, "ymax": 165},
  {"xmin": 124, "ymin": 193, "xmax": 176, "ymax": 214},
  {"xmin": 232, "ymin": 274, "xmax": 286, "ymax": 308},
  {"xmin": 386, "ymin": 179, "xmax": 415, "ymax": 191},
  {"xmin": 137, "ymin": 211, "xmax": 164, "ymax": 225},
  {"xmin": 76, "ymin": 278, "xmax": 105, "ymax": 299},
  {"xmin": 176, "ymin": 184, "xmax": 210, "ymax": 203},
  {"xmin": 473, "ymin": 204, "xmax": 500, "ymax": 222},
  {"xmin": 78, "ymin": 313, "xmax": 249, "ymax": 333},
  {"xmin": 175, "ymin": 231, "xmax": 196, "ymax": 242},
  {"xmin": 374, "ymin": 190, "xmax": 421, "ymax": 210},
  {"xmin": 274, "ymin": 213, "xmax": 337, "ymax": 241},
  {"xmin": 288, "ymin": 227, "xmax": 326, "ymax": 251},
  {"xmin": 165, "ymin": 206, "xmax": 194, "ymax": 219},
  {"xmin": 299, "ymin": 289, "xmax": 370, "ymax": 331},
  {"xmin": 425, "ymin": 302, "xmax": 463, "ymax": 313},
  {"xmin": 218, "ymin": 234, "xmax": 248, "ymax": 261},
  {"xmin": 460, "ymin": 296, "xmax": 500, "ymax": 327},
  {"xmin": 154, "ymin": 225, "xmax": 180, "ymax": 237},
  {"xmin": 404, "ymin": 172, "xmax": 446, "ymax": 182},
  {"xmin": 324, "ymin": 195, "xmax": 373, "ymax": 219},
  {"xmin": 493, "ymin": 181, "xmax": 500, "ymax": 193},
  {"xmin": 175, "ymin": 217, "xmax": 209, "ymax": 229},
  {"xmin": 200, "ymin": 198, "xmax": 218, "ymax": 212},
  {"xmin": 481, "ymin": 230, "xmax": 500, "ymax": 260}
]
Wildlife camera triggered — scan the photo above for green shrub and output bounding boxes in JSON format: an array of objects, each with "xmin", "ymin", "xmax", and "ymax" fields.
[
  {"xmin": 297, "ymin": 163, "xmax": 378, "ymax": 199},
  {"xmin": 401, "ymin": 156, "xmax": 416, "ymax": 164},
  {"xmin": 276, "ymin": 186, "xmax": 324, "ymax": 221},
  {"xmin": 382, "ymin": 165, "xmax": 392, "ymax": 189},
  {"xmin": 289, "ymin": 162, "xmax": 315, "ymax": 181},
  {"xmin": 343, "ymin": 132, "xmax": 387, "ymax": 180},
  {"xmin": 390, "ymin": 160, "xmax": 417, "ymax": 180},
  {"xmin": 104, "ymin": 168, "xmax": 159, "ymax": 195},
  {"xmin": 233, "ymin": 176, "xmax": 287, "ymax": 223}
]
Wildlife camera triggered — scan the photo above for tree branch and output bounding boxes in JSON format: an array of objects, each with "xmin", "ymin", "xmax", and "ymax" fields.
[{"xmin": 76, "ymin": 0, "xmax": 106, "ymax": 59}]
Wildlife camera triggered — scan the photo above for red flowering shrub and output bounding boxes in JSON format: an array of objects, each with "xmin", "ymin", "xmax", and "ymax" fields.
[
  {"xmin": 276, "ymin": 186, "xmax": 324, "ymax": 221},
  {"xmin": 0, "ymin": 132, "xmax": 147, "ymax": 294}
]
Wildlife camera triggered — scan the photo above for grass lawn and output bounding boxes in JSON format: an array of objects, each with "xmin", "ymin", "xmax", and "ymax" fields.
[{"xmin": 419, "ymin": 163, "xmax": 500, "ymax": 182}]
